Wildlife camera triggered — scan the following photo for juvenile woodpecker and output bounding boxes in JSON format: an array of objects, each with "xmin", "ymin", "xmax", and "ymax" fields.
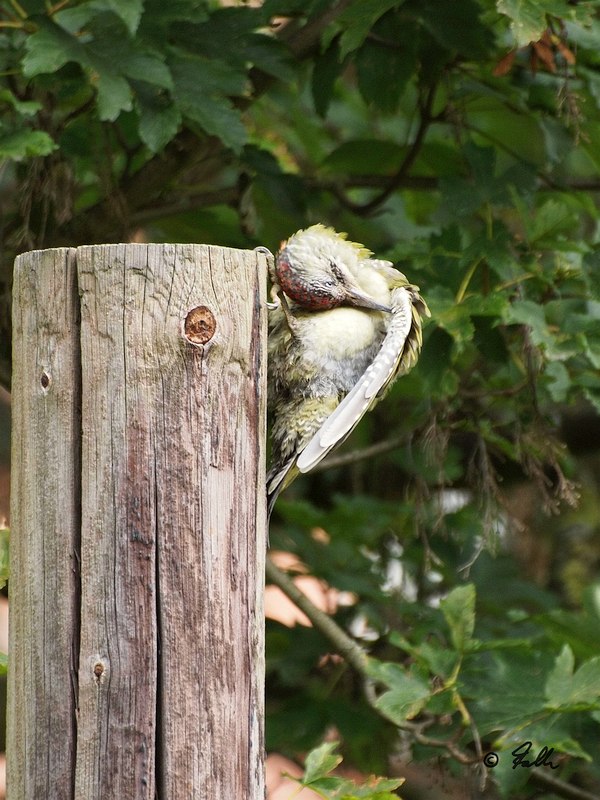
[{"xmin": 267, "ymin": 224, "xmax": 429, "ymax": 516}]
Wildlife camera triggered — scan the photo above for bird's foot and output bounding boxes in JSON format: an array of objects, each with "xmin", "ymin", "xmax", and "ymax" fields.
[{"xmin": 254, "ymin": 245, "xmax": 273, "ymax": 258}]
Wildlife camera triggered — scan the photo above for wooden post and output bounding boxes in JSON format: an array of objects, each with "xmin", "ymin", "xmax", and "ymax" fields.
[{"xmin": 8, "ymin": 244, "xmax": 267, "ymax": 799}]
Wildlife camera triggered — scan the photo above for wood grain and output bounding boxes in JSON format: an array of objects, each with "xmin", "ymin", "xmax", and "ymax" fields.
[
  {"xmin": 8, "ymin": 248, "xmax": 80, "ymax": 800},
  {"xmin": 9, "ymin": 244, "xmax": 267, "ymax": 799}
]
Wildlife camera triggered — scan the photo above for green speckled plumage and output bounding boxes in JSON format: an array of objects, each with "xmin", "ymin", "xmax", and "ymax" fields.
[{"xmin": 267, "ymin": 225, "xmax": 429, "ymax": 514}]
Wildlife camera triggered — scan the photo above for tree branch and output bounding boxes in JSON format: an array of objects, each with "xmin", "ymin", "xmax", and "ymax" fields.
[
  {"xmin": 333, "ymin": 83, "xmax": 439, "ymax": 216},
  {"xmin": 310, "ymin": 435, "xmax": 406, "ymax": 473},
  {"xmin": 276, "ymin": 0, "xmax": 354, "ymax": 60},
  {"xmin": 128, "ymin": 188, "xmax": 239, "ymax": 227},
  {"xmin": 530, "ymin": 768, "xmax": 600, "ymax": 800},
  {"xmin": 265, "ymin": 555, "xmax": 370, "ymax": 677}
]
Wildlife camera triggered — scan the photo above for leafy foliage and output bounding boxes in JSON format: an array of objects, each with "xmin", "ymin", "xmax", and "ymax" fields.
[
  {"xmin": 2, "ymin": 0, "xmax": 600, "ymax": 797},
  {"xmin": 293, "ymin": 741, "xmax": 404, "ymax": 799}
]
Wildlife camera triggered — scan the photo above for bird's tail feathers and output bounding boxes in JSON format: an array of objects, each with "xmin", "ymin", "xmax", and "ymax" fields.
[{"xmin": 267, "ymin": 459, "xmax": 298, "ymax": 519}]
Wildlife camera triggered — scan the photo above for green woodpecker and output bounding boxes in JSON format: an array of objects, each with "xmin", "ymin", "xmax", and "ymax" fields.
[{"xmin": 267, "ymin": 224, "xmax": 429, "ymax": 516}]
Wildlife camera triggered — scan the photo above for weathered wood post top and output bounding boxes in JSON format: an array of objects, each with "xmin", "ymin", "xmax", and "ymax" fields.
[{"xmin": 8, "ymin": 243, "xmax": 268, "ymax": 799}]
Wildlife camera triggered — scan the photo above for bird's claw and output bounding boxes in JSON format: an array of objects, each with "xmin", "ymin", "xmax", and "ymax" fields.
[{"xmin": 254, "ymin": 245, "xmax": 273, "ymax": 258}]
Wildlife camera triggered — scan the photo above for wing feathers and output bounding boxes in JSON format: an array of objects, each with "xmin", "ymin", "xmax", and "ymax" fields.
[{"xmin": 296, "ymin": 288, "xmax": 415, "ymax": 473}]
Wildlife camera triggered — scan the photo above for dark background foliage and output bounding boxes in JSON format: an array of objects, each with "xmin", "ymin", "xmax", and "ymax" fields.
[{"xmin": 1, "ymin": 1, "xmax": 600, "ymax": 797}]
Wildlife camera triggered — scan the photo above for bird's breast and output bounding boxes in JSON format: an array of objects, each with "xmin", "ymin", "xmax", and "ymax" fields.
[
  {"xmin": 295, "ymin": 307, "xmax": 386, "ymax": 391},
  {"xmin": 303, "ymin": 307, "xmax": 382, "ymax": 352}
]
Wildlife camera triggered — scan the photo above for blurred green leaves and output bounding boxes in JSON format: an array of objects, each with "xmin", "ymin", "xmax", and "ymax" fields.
[
  {"xmin": 440, "ymin": 583, "xmax": 475, "ymax": 652},
  {"xmin": 294, "ymin": 741, "xmax": 404, "ymax": 799},
  {"xmin": 497, "ymin": 0, "xmax": 589, "ymax": 47},
  {"xmin": 3, "ymin": 0, "xmax": 600, "ymax": 796},
  {"xmin": 545, "ymin": 645, "xmax": 600, "ymax": 712},
  {"xmin": 7, "ymin": 2, "xmax": 293, "ymax": 155}
]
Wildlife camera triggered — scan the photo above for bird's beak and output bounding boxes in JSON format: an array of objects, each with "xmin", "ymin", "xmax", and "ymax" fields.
[{"xmin": 344, "ymin": 287, "xmax": 392, "ymax": 313}]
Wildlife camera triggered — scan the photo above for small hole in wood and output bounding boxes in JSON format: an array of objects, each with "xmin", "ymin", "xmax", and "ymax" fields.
[
  {"xmin": 93, "ymin": 661, "xmax": 105, "ymax": 681},
  {"xmin": 184, "ymin": 305, "xmax": 217, "ymax": 345},
  {"xmin": 40, "ymin": 372, "xmax": 50, "ymax": 389}
]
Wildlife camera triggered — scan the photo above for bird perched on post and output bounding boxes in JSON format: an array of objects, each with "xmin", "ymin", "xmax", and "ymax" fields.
[{"xmin": 266, "ymin": 224, "xmax": 429, "ymax": 517}]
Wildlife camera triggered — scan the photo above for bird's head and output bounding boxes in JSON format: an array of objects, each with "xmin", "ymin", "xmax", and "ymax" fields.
[{"xmin": 275, "ymin": 224, "xmax": 391, "ymax": 313}]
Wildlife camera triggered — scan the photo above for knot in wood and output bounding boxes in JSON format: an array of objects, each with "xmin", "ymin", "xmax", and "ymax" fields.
[{"xmin": 184, "ymin": 305, "xmax": 217, "ymax": 345}]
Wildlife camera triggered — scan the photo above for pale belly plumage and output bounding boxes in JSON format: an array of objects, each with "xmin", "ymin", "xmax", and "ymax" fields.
[
  {"xmin": 295, "ymin": 307, "xmax": 386, "ymax": 393},
  {"xmin": 268, "ymin": 304, "xmax": 388, "ymax": 471},
  {"xmin": 268, "ymin": 305, "xmax": 388, "ymax": 399}
]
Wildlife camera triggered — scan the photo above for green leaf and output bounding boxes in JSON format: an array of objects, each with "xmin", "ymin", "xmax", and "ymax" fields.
[
  {"xmin": 103, "ymin": 0, "xmax": 144, "ymax": 34},
  {"xmin": 22, "ymin": 17, "xmax": 138, "ymax": 122},
  {"xmin": 427, "ymin": 286, "xmax": 475, "ymax": 349},
  {"xmin": 137, "ymin": 95, "xmax": 181, "ymax": 152},
  {"xmin": 0, "ymin": 129, "xmax": 57, "ymax": 159},
  {"xmin": 461, "ymin": 293, "xmax": 507, "ymax": 318},
  {"xmin": 170, "ymin": 54, "xmax": 247, "ymax": 99},
  {"xmin": 298, "ymin": 742, "xmax": 404, "ymax": 799},
  {"xmin": 585, "ymin": 337, "xmax": 600, "ymax": 370},
  {"xmin": 567, "ymin": 658, "xmax": 600, "ymax": 707},
  {"xmin": 545, "ymin": 644, "xmax": 575, "ymax": 707},
  {"xmin": 312, "ymin": 39, "xmax": 343, "ymax": 118},
  {"xmin": 56, "ymin": 0, "xmax": 144, "ymax": 35},
  {"xmin": 0, "ymin": 652, "xmax": 6, "ymax": 677},
  {"xmin": 440, "ymin": 584, "xmax": 476, "ymax": 652},
  {"xmin": 374, "ymin": 680, "xmax": 431, "ymax": 723},
  {"xmin": 368, "ymin": 661, "xmax": 431, "ymax": 722},
  {"xmin": 355, "ymin": 29, "xmax": 416, "ymax": 113},
  {"xmin": 179, "ymin": 94, "xmax": 246, "ymax": 153},
  {"xmin": 503, "ymin": 300, "xmax": 553, "ymax": 349},
  {"xmin": 23, "ymin": 20, "xmax": 90, "ymax": 77},
  {"xmin": 416, "ymin": 0, "xmax": 493, "ymax": 58},
  {"xmin": 121, "ymin": 54, "xmax": 173, "ymax": 90},
  {"xmin": 524, "ymin": 199, "xmax": 576, "ymax": 245},
  {"xmin": 583, "ymin": 388, "xmax": 600, "ymax": 414},
  {"xmin": 541, "ymin": 597, "xmax": 600, "ymax": 661},
  {"xmin": 0, "ymin": 90, "xmax": 42, "ymax": 116},
  {"xmin": 389, "ymin": 633, "xmax": 462, "ymax": 678},
  {"xmin": 302, "ymin": 741, "xmax": 343, "ymax": 784},
  {"xmin": 473, "ymin": 651, "xmax": 553, "ymax": 732},
  {"xmin": 172, "ymin": 6, "xmax": 264, "ymax": 66},
  {"xmin": 304, "ymin": 776, "xmax": 348, "ymax": 794},
  {"xmin": 545, "ymin": 361, "xmax": 570, "ymax": 402},
  {"xmin": 348, "ymin": 783, "xmax": 404, "ymax": 799},
  {"xmin": 93, "ymin": 71, "xmax": 132, "ymax": 121},
  {"xmin": 496, "ymin": 0, "xmax": 574, "ymax": 47},
  {"xmin": 244, "ymin": 34, "xmax": 295, "ymax": 81},
  {"xmin": 338, "ymin": 0, "xmax": 404, "ymax": 58},
  {"xmin": 170, "ymin": 56, "xmax": 247, "ymax": 152},
  {"xmin": 545, "ymin": 645, "xmax": 600, "ymax": 710}
]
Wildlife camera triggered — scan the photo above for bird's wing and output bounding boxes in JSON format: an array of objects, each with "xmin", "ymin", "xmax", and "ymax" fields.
[
  {"xmin": 296, "ymin": 287, "xmax": 417, "ymax": 474},
  {"xmin": 266, "ymin": 457, "xmax": 298, "ymax": 519}
]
